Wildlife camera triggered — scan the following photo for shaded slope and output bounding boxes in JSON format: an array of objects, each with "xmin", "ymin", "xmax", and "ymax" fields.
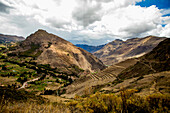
[
  {"xmin": 118, "ymin": 38, "xmax": 170, "ymax": 79},
  {"xmin": 101, "ymin": 71, "xmax": 170, "ymax": 95},
  {"xmin": 0, "ymin": 86, "xmax": 46, "ymax": 103}
]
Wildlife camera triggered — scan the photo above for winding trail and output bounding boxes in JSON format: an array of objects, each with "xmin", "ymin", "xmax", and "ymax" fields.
[{"xmin": 18, "ymin": 77, "xmax": 40, "ymax": 90}]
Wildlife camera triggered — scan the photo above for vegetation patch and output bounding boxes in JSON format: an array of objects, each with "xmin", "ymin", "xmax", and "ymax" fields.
[{"xmin": 18, "ymin": 43, "xmax": 41, "ymax": 57}]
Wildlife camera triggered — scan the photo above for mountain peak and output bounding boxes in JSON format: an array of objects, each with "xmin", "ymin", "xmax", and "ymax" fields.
[
  {"xmin": 24, "ymin": 29, "xmax": 69, "ymax": 46},
  {"xmin": 115, "ymin": 39, "xmax": 123, "ymax": 42},
  {"xmin": 35, "ymin": 29, "xmax": 48, "ymax": 34}
]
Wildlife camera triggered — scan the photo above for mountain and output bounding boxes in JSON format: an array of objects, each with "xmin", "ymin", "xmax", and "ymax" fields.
[
  {"xmin": 62, "ymin": 38, "xmax": 170, "ymax": 98},
  {"xmin": 0, "ymin": 33, "xmax": 24, "ymax": 43},
  {"xmin": 118, "ymin": 38, "xmax": 170, "ymax": 79},
  {"xmin": 12, "ymin": 29, "xmax": 105, "ymax": 73},
  {"xmin": 75, "ymin": 44, "xmax": 105, "ymax": 53},
  {"xmin": 99, "ymin": 38, "xmax": 170, "ymax": 95},
  {"xmin": 94, "ymin": 36, "xmax": 166, "ymax": 65}
]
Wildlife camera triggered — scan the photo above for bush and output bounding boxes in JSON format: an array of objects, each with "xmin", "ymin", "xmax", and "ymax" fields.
[
  {"xmin": 147, "ymin": 94, "xmax": 170, "ymax": 112},
  {"xmin": 17, "ymin": 77, "xmax": 28, "ymax": 84},
  {"xmin": 68, "ymin": 92, "xmax": 122, "ymax": 113},
  {"xmin": 67, "ymin": 90, "xmax": 170, "ymax": 113}
]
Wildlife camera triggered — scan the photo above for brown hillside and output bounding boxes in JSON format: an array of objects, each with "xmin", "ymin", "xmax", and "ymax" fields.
[
  {"xmin": 118, "ymin": 38, "xmax": 170, "ymax": 79},
  {"xmin": 62, "ymin": 58, "xmax": 138, "ymax": 98},
  {"xmin": 94, "ymin": 36, "xmax": 166, "ymax": 65},
  {"xmin": 101, "ymin": 71, "xmax": 170, "ymax": 95},
  {"xmin": 14, "ymin": 29, "xmax": 106, "ymax": 72}
]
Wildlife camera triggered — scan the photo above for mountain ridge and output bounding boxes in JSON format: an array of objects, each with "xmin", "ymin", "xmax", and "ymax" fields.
[
  {"xmin": 94, "ymin": 36, "xmax": 167, "ymax": 65},
  {"xmin": 118, "ymin": 38, "xmax": 170, "ymax": 79},
  {"xmin": 0, "ymin": 33, "xmax": 24, "ymax": 43}
]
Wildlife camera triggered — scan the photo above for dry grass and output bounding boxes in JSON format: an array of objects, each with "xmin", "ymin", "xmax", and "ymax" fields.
[
  {"xmin": 0, "ymin": 101, "xmax": 70, "ymax": 113},
  {"xmin": 0, "ymin": 89, "xmax": 169, "ymax": 113},
  {"xmin": 67, "ymin": 89, "xmax": 170, "ymax": 113}
]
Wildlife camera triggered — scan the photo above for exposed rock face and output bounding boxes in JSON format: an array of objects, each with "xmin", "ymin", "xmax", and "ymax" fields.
[
  {"xmin": 0, "ymin": 33, "xmax": 24, "ymax": 43},
  {"xmin": 17, "ymin": 29, "xmax": 106, "ymax": 72},
  {"xmin": 94, "ymin": 36, "xmax": 166, "ymax": 65}
]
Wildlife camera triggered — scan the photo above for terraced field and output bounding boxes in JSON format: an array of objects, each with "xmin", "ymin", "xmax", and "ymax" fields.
[{"xmin": 62, "ymin": 58, "xmax": 138, "ymax": 98}]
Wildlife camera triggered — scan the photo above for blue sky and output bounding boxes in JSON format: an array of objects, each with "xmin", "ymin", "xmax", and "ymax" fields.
[
  {"xmin": 0, "ymin": 0, "xmax": 170, "ymax": 45},
  {"xmin": 137, "ymin": 0, "xmax": 170, "ymax": 17},
  {"xmin": 137, "ymin": 0, "xmax": 170, "ymax": 9}
]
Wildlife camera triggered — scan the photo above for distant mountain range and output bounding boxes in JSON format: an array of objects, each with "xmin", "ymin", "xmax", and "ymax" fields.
[
  {"xmin": 94, "ymin": 36, "xmax": 166, "ymax": 65},
  {"xmin": 0, "ymin": 33, "xmax": 24, "ymax": 43},
  {"xmin": 75, "ymin": 44, "xmax": 105, "ymax": 53}
]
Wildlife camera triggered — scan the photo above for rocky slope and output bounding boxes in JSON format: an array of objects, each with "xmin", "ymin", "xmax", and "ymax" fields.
[
  {"xmin": 13, "ymin": 29, "xmax": 105, "ymax": 73},
  {"xmin": 0, "ymin": 33, "xmax": 24, "ymax": 43},
  {"xmin": 118, "ymin": 38, "xmax": 170, "ymax": 79},
  {"xmin": 75, "ymin": 44, "xmax": 105, "ymax": 53},
  {"xmin": 94, "ymin": 36, "xmax": 166, "ymax": 65}
]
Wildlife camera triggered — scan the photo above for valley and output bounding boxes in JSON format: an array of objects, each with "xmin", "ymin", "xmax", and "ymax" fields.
[{"xmin": 0, "ymin": 30, "xmax": 169, "ymax": 113}]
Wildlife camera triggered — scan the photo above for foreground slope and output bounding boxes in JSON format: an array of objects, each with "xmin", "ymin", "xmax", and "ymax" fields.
[
  {"xmin": 94, "ymin": 36, "xmax": 166, "ymax": 65},
  {"xmin": 13, "ymin": 29, "xmax": 105, "ymax": 72}
]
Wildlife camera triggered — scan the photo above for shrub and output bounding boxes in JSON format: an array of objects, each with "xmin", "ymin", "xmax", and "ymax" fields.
[{"xmin": 146, "ymin": 94, "xmax": 170, "ymax": 112}]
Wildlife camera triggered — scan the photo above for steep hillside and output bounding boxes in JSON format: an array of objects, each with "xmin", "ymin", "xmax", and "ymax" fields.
[
  {"xmin": 118, "ymin": 38, "xmax": 170, "ymax": 79},
  {"xmin": 75, "ymin": 44, "xmax": 105, "ymax": 53},
  {"xmin": 13, "ymin": 29, "xmax": 105, "ymax": 72},
  {"xmin": 61, "ymin": 58, "xmax": 138, "ymax": 98},
  {"xmin": 0, "ymin": 33, "xmax": 24, "ymax": 43},
  {"xmin": 94, "ymin": 36, "xmax": 166, "ymax": 65},
  {"xmin": 102, "ymin": 71, "xmax": 170, "ymax": 95},
  {"xmin": 102, "ymin": 38, "xmax": 170, "ymax": 94}
]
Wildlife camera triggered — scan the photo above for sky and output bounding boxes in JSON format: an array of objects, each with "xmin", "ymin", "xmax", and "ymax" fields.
[{"xmin": 0, "ymin": 0, "xmax": 170, "ymax": 45}]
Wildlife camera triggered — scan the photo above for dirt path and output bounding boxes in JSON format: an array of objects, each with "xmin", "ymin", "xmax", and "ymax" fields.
[
  {"xmin": 18, "ymin": 77, "xmax": 40, "ymax": 90},
  {"xmin": 113, "ymin": 64, "xmax": 126, "ymax": 69},
  {"xmin": 140, "ymin": 59, "xmax": 157, "ymax": 72}
]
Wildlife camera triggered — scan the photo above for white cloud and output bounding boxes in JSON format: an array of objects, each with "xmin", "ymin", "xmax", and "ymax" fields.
[
  {"xmin": 80, "ymin": 5, "xmax": 163, "ymax": 38},
  {"xmin": 160, "ymin": 24, "xmax": 170, "ymax": 37},
  {"xmin": 161, "ymin": 8, "xmax": 170, "ymax": 16},
  {"xmin": 0, "ymin": 0, "xmax": 169, "ymax": 45}
]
